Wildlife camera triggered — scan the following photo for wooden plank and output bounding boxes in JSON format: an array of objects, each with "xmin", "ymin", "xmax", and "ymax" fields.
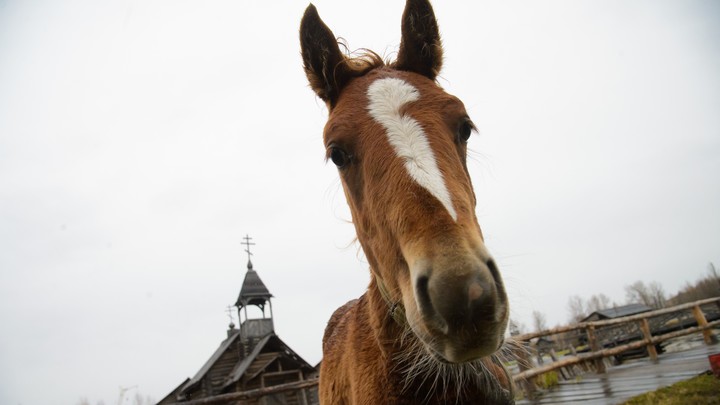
[
  {"xmin": 639, "ymin": 318, "xmax": 657, "ymax": 361},
  {"xmin": 169, "ymin": 379, "xmax": 319, "ymax": 405},
  {"xmin": 586, "ymin": 324, "xmax": 605, "ymax": 374},
  {"xmin": 512, "ymin": 319, "xmax": 720, "ymax": 382},
  {"xmin": 548, "ymin": 348, "xmax": 571, "ymax": 379},
  {"xmin": 692, "ymin": 304, "xmax": 715, "ymax": 345},
  {"xmin": 512, "ymin": 296, "xmax": 720, "ymax": 342}
]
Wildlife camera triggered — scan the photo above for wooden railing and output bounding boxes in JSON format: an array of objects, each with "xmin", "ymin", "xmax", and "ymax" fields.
[
  {"xmin": 170, "ymin": 379, "xmax": 319, "ymax": 405},
  {"xmin": 510, "ymin": 296, "xmax": 720, "ymax": 397},
  {"xmin": 170, "ymin": 297, "xmax": 719, "ymax": 404}
]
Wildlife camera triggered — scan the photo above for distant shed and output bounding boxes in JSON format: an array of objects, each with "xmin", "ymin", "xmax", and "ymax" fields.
[{"xmin": 581, "ymin": 303, "xmax": 653, "ymax": 323}]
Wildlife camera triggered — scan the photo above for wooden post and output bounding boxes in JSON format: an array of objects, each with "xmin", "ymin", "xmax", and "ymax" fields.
[
  {"xmin": 297, "ymin": 371, "xmax": 308, "ymax": 405},
  {"xmin": 692, "ymin": 305, "xmax": 716, "ymax": 345},
  {"xmin": 586, "ymin": 324, "xmax": 605, "ymax": 374},
  {"xmin": 639, "ymin": 318, "xmax": 658, "ymax": 361},
  {"xmin": 535, "ymin": 346, "xmax": 544, "ymax": 365},
  {"xmin": 513, "ymin": 318, "xmax": 720, "ymax": 384},
  {"xmin": 549, "ymin": 348, "xmax": 571, "ymax": 379},
  {"xmin": 569, "ymin": 344, "xmax": 588, "ymax": 372}
]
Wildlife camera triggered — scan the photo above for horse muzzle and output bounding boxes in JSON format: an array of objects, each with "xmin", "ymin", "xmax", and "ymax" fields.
[{"xmin": 406, "ymin": 250, "xmax": 509, "ymax": 363}]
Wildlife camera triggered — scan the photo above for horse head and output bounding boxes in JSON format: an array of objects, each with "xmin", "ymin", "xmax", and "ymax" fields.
[{"xmin": 300, "ymin": 0, "xmax": 509, "ymax": 367}]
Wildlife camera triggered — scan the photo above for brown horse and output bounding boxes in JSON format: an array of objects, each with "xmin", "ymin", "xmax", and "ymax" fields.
[{"xmin": 300, "ymin": 1, "xmax": 513, "ymax": 403}]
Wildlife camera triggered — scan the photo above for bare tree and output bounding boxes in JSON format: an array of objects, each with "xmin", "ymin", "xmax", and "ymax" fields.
[
  {"xmin": 587, "ymin": 293, "xmax": 612, "ymax": 312},
  {"xmin": 567, "ymin": 295, "xmax": 586, "ymax": 323},
  {"xmin": 531, "ymin": 310, "xmax": 548, "ymax": 332},
  {"xmin": 625, "ymin": 281, "xmax": 652, "ymax": 306},
  {"xmin": 76, "ymin": 398, "xmax": 104, "ymax": 405},
  {"xmin": 508, "ymin": 318, "xmax": 527, "ymax": 336},
  {"xmin": 131, "ymin": 392, "xmax": 155, "ymax": 405},
  {"xmin": 671, "ymin": 267, "xmax": 720, "ymax": 304},
  {"xmin": 709, "ymin": 262, "xmax": 720, "ymax": 289},
  {"xmin": 648, "ymin": 281, "xmax": 667, "ymax": 308},
  {"xmin": 625, "ymin": 280, "xmax": 666, "ymax": 308}
]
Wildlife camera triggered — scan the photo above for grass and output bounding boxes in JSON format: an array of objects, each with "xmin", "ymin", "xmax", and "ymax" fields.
[
  {"xmin": 536, "ymin": 371, "xmax": 559, "ymax": 389},
  {"xmin": 620, "ymin": 372, "xmax": 720, "ymax": 405}
]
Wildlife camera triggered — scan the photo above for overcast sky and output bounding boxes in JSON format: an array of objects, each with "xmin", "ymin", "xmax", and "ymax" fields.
[{"xmin": 1, "ymin": 1, "xmax": 719, "ymax": 404}]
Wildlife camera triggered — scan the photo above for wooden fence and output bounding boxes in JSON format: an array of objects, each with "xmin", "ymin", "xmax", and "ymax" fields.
[
  {"xmin": 510, "ymin": 296, "xmax": 720, "ymax": 398},
  {"xmin": 170, "ymin": 379, "xmax": 319, "ymax": 405},
  {"xmin": 170, "ymin": 297, "xmax": 719, "ymax": 404}
]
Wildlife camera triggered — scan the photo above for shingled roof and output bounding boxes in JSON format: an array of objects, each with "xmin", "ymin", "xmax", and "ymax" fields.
[
  {"xmin": 581, "ymin": 303, "xmax": 653, "ymax": 322},
  {"xmin": 235, "ymin": 260, "xmax": 273, "ymax": 309},
  {"xmin": 158, "ymin": 237, "xmax": 319, "ymax": 405}
]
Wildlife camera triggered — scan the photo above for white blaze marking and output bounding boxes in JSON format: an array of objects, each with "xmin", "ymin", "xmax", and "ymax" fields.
[{"xmin": 367, "ymin": 77, "xmax": 457, "ymax": 221}]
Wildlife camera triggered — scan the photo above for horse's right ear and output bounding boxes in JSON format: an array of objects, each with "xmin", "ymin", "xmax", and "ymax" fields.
[
  {"xmin": 394, "ymin": 0, "xmax": 443, "ymax": 80},
  {"xmin": 300, "ymin": 4, "xmax": 348, "ymax": 108}
]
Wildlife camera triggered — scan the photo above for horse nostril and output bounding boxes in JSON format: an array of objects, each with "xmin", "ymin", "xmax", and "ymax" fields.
[
  {"xmin": 416, "ymin": 274, "xmax": 452, "ymax": 334},
  {"xmin": 415, "ymin": 261, "xmax": 505, "ymax": 334},
  {"xmin": 468, "ymin": 273, "xmax": 494, "ymax": 306},
  {"xmin": 467, "ymin": 279, "xmax": 484, "ymax": 302},
  {"xmin": 415, "ymin": 275, "xmax": 433, "ymax": 316},
  {"xmin": 486, "ymin": 259, "xmax": 501, "ymax": 285}
]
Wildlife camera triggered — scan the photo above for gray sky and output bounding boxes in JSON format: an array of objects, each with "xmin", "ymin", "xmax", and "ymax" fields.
[{"xmin": 1, "ymin": 1, "xmax": 719, "ymax": 404}]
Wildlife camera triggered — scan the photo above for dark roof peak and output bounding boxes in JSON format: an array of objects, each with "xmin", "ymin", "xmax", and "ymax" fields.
[{"xmin": 235, "ymin": 264, "xmax": 273, "ymax": 309}]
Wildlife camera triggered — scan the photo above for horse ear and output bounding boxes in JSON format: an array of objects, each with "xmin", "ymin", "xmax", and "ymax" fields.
[
  {"xmin": 300, "ymin": 4, "xmax": 348, "ymax": 107},
  {"xmin": 394, "ymin": 0, "xmax": 443, "ymax": 80}
]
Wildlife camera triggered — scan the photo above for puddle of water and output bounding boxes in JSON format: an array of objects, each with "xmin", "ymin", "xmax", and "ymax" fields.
[{"xmin": 516, "ymin": 345, "xmax": 718, "ymax": 405}]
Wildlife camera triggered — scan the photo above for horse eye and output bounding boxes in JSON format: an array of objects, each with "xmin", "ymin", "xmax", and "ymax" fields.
[
  {"xmin": 458, "ymin": 120, "xmax": 474, "ymax": 143},
  {"xmin": 329, "ymin": 146, "xmax": 350, "ymax": 168}
]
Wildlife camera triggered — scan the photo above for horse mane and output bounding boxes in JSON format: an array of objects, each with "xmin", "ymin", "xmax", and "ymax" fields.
[{"xmin": 335, "ymin": 45, "xmax": 386, "ymax": 85}]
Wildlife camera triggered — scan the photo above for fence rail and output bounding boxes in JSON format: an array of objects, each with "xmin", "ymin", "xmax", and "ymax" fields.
[
  {"xmin": 512, "ymin": 297, "xmax": 720, "ymax": 341},
  {"xmin": 169, "ymin": 379, "xmax": 319, "ymax": 405},
  {"xmin": 510, "ymin": 296, "xmax": 720, "ymax": 397},
  {"xmin": 169, "ymin": 297, "xmax": 719, "ymax": 404}
]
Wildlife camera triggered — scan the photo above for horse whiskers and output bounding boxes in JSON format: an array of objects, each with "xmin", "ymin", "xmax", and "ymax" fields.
[
  {"xmin": 503, "ymin": 338, "xmax": 532, "ymax": 369},
  {"xmin": 389, "ymin": 325, "xmax": 512, "ymax": 404}
]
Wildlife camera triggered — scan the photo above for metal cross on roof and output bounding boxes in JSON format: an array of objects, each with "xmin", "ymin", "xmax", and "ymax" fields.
[
  {"xmin": 225, "ymin": 305, "xmax": 236, "ymax": 324},
  {"xmin": 242, "ymin": 234, "xmax": 255, "ymax": 264}
]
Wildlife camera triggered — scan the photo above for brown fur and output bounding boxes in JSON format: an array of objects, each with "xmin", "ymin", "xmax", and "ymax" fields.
[
  {"xmin": 300, "ymin": 1, "xmax": 514, "ymax": 404},
  {"xmin": 320, "ymin": 287, "xmax": 513, "ymax": 404}
]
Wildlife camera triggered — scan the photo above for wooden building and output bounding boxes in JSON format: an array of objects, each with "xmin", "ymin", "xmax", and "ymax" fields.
[
  {"xmin": 580, "ymin": 303, "xmax": 653, "ymax": 323},
  {"xmin": 158, "ymin": 252, "xmax": 318, "ymax": 405},
  {"xmin": 577, "ymin": 303, "xmax": 656, "ymax": 360}
]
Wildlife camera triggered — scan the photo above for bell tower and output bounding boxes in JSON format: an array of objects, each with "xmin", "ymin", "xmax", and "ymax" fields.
[{"xmin": 234, "ymin": 235, "xmax": 274, "ymax": 341}]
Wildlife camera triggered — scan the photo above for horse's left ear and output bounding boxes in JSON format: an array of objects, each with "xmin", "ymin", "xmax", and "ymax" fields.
[
  {"xmin": 394, "ymin": 0, "xmax": 443, "ymax": 80},
  {"xmin": 300, "ymin": 4, "xmax": 350, "ymax": 108}
]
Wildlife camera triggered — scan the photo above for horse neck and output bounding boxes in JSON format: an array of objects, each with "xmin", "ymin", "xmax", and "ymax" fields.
[{"xmin": 366, "ymin": 274, "xmax": 406, "ymax": 351}]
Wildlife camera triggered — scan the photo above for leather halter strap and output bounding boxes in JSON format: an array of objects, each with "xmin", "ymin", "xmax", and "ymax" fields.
[{"xmin": 374, "ymin": 273, "xmax": 407, "ymax": 326}]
